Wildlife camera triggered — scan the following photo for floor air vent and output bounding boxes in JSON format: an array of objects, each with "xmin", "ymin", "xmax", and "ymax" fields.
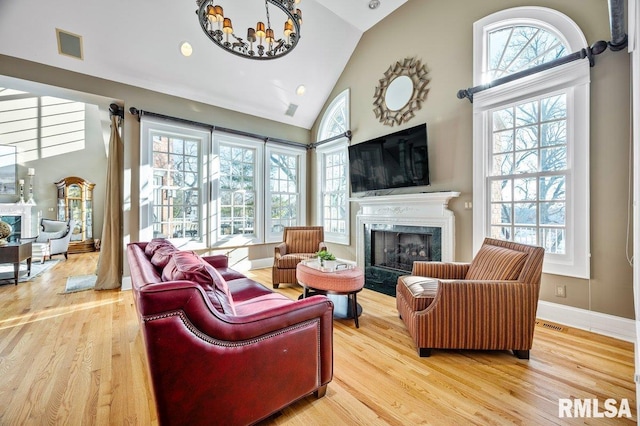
[{"xmin": 535, "ymin": 320, "xmax": 565, "ymax": 332}]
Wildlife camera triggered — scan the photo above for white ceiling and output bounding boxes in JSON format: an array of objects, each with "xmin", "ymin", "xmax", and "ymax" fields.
[{"xmin": 0, "ymin": 0, "xmax": 407, "ymax": 129}]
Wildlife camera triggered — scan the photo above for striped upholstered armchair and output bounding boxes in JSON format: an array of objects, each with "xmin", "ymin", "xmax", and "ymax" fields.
[
  {"xmin": 272, "ymin": 226, "xmax": 327, "ymax": 289},
  {"xmin": 396, "ymin": 238, "xmax": 545, "ymax": 359}
]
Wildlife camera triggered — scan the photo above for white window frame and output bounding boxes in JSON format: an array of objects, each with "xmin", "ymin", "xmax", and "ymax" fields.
[
  {"xmin": 212, "ymin": 131, "xmax": 264, "ymax": 246},
  {"xmin": 140, "ymin": 117, "xmax": 210, "ymax": 250},
  {"xmin": 472, "ymin": 7, "xmax": 590, "ymax": 278},
  {"xmin": 316, "ymin": 138, "xmax": 350, "ymax": 245},
  {"xmin": 265, "ymin": 142, "xmax": 307, "ymax": 243},
  {"xmin": 317, "ymin": 89, "xmax": 350, "ymax": 245}
]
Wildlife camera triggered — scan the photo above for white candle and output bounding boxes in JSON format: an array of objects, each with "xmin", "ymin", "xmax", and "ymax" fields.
[{"xmin": 27, "ymin": 168, "xmax": 35, "ymax": 176}]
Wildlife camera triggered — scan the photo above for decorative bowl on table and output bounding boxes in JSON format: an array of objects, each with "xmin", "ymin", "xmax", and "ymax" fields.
[{"xmin": 0, "ymin": 220, "xmax": 12, "ymax": 245}]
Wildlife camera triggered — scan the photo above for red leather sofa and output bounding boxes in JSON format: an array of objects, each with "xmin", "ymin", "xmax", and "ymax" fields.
[{"xmin": 127, "ymin": 240, "xmax": 334, "ymax": 425}]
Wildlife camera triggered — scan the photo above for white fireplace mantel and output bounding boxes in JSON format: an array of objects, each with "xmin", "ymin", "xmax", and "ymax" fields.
[
  {"xmin": 351, "ymin": 191, "xmax": 460, "ymax": 268},
  {"xmin": 0, "ymin": 204, "xmax": 36, "ymax": 238}
]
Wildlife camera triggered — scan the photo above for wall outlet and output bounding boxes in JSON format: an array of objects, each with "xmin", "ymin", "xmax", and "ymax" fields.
[
  {"xmin": 464, "ymin": 201, "xmax": 473, "ymax": 209},
  {"xmin": 555, "ymin": 285, "xmax": 566, "ymax": 298}
]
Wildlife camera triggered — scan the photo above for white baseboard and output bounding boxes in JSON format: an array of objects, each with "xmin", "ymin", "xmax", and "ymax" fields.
[
  {"xmin": 121, "ymin": 276, "xmax": 132, "ymax": 291},
  {"xmin": 230, "ymin": 257, "xmax": 272, "ymax": 272},
  {"xmin": 537, "ymin": 301, "xmax": 635, "ymax": 343}
]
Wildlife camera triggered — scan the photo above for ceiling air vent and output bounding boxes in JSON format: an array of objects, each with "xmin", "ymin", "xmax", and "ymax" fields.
[
  {"xmin": 56, "ymin": 28, "xmax": 84, "ymax": 60},
  {"xmin": 285, "ymin": 103, "xmax": 298, "ymax": 117}
]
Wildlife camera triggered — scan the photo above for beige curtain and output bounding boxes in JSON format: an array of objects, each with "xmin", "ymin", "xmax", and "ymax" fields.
[{"xmin": 95, "ymin": 114, "xmax": 123, "ymax": 290}]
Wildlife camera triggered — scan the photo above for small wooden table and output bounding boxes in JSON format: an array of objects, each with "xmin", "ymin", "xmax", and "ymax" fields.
[
  {"xmin": 0, "ymin": 242, "xmax": 32, "ymax": 285},
  {"xmin": 296, "ymin": 262, "xmax": 365, "ymax": 328}
]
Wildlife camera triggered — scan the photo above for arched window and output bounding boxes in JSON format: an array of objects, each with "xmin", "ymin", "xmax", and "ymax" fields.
[
  {"xmin": 318, "ymin": 89, "xmax": 348, "ymax": 139},
  {"xmin": 317, "ymin": 89, "xmax": 350, "ymax": 244},
  {"xmin": 485, "ymin": 25, "xmax": 568, "ymax": 81},
  {"xmin": 472, "ymin": 7, "xmax": 590, "ymax": 278}
]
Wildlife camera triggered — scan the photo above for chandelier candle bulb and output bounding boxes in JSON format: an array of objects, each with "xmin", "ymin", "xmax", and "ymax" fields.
[
  {"xmin": 223, "ymin": 18, "xmax": 233, "ymax": 33},
  {"xmin": 284, "ymin": 20, "xmax": 293, "ymax": 37},
  {"xmin": 214, "ymin": 5, "xmax": 223, "ymax": 21},
  {"xmin": 207, "ymin": 5, "xmax": 216, "ymax": 22},
  {"xmin": 256, "ymin": 22, "xmax": 266, "ymax": 38}
]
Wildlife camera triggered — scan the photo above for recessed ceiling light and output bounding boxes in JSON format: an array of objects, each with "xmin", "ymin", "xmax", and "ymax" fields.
[
  {"xmin": 180, "ymin": 41, "xmax": 193, "ymax": 57},
  {"xmin": 369, "ymin": 0, "xmax": 380, "ymax": 10},
  {"xmin": 296, "ymin": 85, "xmax": 306, "ymax": 96}
]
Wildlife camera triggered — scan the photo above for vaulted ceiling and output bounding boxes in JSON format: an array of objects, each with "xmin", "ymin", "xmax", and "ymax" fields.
[{"xmin": 0, "ymin": 0, "xmax": 407, "ymax": 129}]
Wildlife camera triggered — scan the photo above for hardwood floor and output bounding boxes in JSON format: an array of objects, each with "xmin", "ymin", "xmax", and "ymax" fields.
[{"xmin": 0, "ymin": 252, "xmax": 635, "ymax": 425}]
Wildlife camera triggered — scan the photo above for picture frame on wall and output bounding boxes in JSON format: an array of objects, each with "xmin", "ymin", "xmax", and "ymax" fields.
[{"xmin": 0, "ymin": 144, "xmax": 17, "ymax": 195}]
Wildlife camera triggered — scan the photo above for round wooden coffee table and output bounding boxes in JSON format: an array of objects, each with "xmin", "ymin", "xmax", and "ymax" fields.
[{"xmin": 296, "ymin": 262, "xmax": 365, "ymax": 328}]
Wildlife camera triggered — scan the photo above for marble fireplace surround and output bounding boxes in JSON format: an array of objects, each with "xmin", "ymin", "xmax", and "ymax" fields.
[
  {"xmin": 0, "ymin": 204, "xmax": 36, "ymax": 239},
  {"xmin": 352, "ymin": 192, "xmax": 460, "ymax": 269}
]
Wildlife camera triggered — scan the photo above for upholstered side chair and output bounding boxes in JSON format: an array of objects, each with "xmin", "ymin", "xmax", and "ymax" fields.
[
  {"xmin": 272, "ymin": 226, "xmax": 326, "ymax": 288},
  {"xmin": 22, "ymin": 218, "xmax": 76, "ymax": 263},
  {"xmin": 396, "ymin": 237, "xmax": 545, "ymax": 359}
]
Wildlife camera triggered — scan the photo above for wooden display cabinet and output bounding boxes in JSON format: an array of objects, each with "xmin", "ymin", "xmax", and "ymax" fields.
[{"xmin": 55, "ymin": 176, "xmax": 96, "ymax": 253}]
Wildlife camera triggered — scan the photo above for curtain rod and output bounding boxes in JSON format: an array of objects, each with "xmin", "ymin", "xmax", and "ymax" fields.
[
  {"xmin": 457, "ymin": 40, "xmax": 612, "ymax": 103},
  {"xmin": 309, "ymin": 131, "xmax": 353, "ymax": 149},
  {"xmin": 128, "ymin": 107, "xmax": 308, "ymax": 149}
]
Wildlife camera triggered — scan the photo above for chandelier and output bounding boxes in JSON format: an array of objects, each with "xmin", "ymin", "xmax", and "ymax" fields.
[{"xmin": 196, "ymin": 0, "xmax": 302, "ymax": 60}]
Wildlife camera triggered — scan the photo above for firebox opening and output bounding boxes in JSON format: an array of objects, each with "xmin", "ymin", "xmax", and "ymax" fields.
[
  {"xmin": 364, "ymin": 224, "xmax": 443, "ymax": 297},
  {"xmin": 372, "ymin": 231, "xmax": 432, "ymax": 272}
]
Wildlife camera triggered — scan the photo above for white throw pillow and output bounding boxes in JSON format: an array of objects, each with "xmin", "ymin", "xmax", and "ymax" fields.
[{"xmin": 41, "ymin": 219, "xmax": 68, "ymax": 233}]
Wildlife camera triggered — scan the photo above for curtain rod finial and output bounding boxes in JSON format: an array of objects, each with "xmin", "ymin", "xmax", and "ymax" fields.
[{"xmin": 109, "ymin": 103, "xmax": 124, "ymax": 118}]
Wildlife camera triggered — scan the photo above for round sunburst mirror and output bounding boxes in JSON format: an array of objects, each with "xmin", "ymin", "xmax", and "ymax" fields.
[{"xmin": 373, "ymin": 57, "xmax": 430, "ymax": 127}]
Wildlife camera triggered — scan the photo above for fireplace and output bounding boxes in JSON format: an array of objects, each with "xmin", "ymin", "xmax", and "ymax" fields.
[
  {"xmin": 352, "ymin": 192, "xmax": 459, "ymax": 296},
  {"xmin": 0, "ymin": 215, "xmax": 22, "ymax": 242},
  {"xmin": 0, "ymin": 204, "xmax": 35, "ymax": 240},
  {"xmin": 371, "ymin": 228, "xmax": 437, "ymax": 271}
]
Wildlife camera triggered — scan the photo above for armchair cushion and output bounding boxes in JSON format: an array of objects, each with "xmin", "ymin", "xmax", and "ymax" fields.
[
  {"xmin": 275, "ymin": 253, "xmax": 317, "ymax": 269},
  {"xmin": 36, "ymin": 230, "xmax": 65, "ymax": 243},
  {"xmin": 397, "ymin": 276, "xmax": 438, "ymax": 311},
  {"xmin": 465, "ymin": 244, "xmax": 528, "ymax": 281},
  {"xmin": 284, "ymin": 229, "xmax": 324, "ymax": 253}
]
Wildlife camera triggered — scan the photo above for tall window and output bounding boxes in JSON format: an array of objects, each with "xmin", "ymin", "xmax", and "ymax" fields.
[
  {"xmin": 141, "ymin": 120, "xmax": 305, "ymax": 248},
  {"xmin": 140, "ymin": 118, "xmax": 210, "ymax": 249},
  {"xmin": 214, "ymin": 132, "xmax": 263, "ymax": 244},
  {"xmin": 489, "ymin": 93, "xmax": 567, "ymax": 253},
  {"xmin": 266, "ymin": 144, "xmax": 306, "ymax": 242},
  {"xmin": 317, "ymin": 89, "xmax": 350, "ymax": 245},
  {"xmin": 152, "ymin": 133, "xmax": 201, "ymax": 240},
  {"xmin": 472, "ymin": 7, "xmax": 590, "ymax": 278}
]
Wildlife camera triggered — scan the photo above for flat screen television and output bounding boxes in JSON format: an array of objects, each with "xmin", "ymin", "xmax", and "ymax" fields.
[{"xmin": 348, "ymin": 123, "xmax": 430, "ymax": 193}]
